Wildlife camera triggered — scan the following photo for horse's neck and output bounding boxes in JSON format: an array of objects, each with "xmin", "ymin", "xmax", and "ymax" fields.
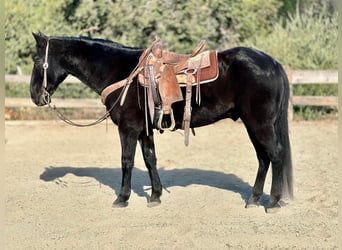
[{"xmin": 63, "ymin": 42, "xmax": 142, "ymax": 95}]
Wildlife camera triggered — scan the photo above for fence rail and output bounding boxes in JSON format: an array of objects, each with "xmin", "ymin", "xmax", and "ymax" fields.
[
  {"xmin": 284, "ymin": 69, "xmax": 338, "ymax": 120},
  {"xmin": 5, "ymin": 70, "xmax": 338, "ymax": 120},
  {"xmin": 5, "ymin": 74, "xmax": 80, "ymax": 84},
  {"xmin": 5, "ymin": 97, "xmax": 103, "ymax": 108}
]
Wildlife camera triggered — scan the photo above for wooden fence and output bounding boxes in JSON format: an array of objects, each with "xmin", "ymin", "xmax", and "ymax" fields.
[
  {"xmin": 284, "ymin": 68, "xmax": 338, "ymax": 120},
  {"xmin": 5, "ymin": 69, "xmax": 338, "ymax": 120}
]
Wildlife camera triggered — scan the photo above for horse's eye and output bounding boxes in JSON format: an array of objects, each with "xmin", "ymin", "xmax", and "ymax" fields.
[{"xmin": 33, "ymin": 56, "xmax": 43, "ymax": 67}]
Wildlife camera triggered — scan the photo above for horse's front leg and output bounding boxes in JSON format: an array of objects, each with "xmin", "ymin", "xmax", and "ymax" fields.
[
  {"xmin": 139, "ymin": 131, "xmax": 162, "ymax": 207},
  {"xmin": 113, "ymin": 130, "xmax": 139, "ymax": 207}
]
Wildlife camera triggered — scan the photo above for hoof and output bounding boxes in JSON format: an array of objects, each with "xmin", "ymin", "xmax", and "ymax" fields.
[
  {"xmin": 245, "ymin": 195, "xmax": 261, "ymax": 208},
  {"xmin": 245, "ymin": 201, "xmax": 260, "ymax": 208},
  {"xmin": 265, "ymin": 202, "xmax": 281, "ymax": 213},
  {"xmin": 112, "ymin": 198, "xmax": 128, "ymax": 208},
  {"xmin": 147, "ymin": 200, "xmax": 161, "ymax": 208},
  {"xmin": 148, "ymin": 196, "xmax": 161, "ymax": 208}
]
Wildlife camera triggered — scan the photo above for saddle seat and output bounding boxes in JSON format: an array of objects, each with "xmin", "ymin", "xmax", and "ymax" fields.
[{"xmin": 138, "ymin": 39, "xmax": 218, "ymax": 86}]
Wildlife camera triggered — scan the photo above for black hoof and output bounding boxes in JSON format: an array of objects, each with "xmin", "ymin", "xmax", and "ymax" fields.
[
  {"xmin": 265, "ymin": 202, "xmax": 281, "ymax": 213},
  {"xmin": 245, "ymin": 195, "xmax": 261, "ymax": 208},
  {"xmin": 245, "ymin": 201, "xmax": 260, "ymax": 208},
  {"xmin": 113, "ymin": 198, "xmax": 128, "ymax": 208},
  {"xmin": 148, "ymin": 197, "xmax": 161, "ymax": 208},
  {"xmin": 265, "ymin": 204, "xmax": 281, "ymax": 213}
]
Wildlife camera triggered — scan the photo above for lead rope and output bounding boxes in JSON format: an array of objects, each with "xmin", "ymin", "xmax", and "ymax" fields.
[{"xmin": 46, "ymin": 92, "xmax": 122, "ymax": 127}]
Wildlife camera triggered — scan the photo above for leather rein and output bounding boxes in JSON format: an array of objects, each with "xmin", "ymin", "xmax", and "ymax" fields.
[{"xmin": 41, "ymin": 39, "xmax": 150, "ymax": 127}]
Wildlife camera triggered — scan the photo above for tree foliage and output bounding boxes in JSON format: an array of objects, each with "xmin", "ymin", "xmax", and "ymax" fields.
[
  {"xmin": 244, "ymin": 2, "xmax": 337, "ymax": 69},
  {"xmin": 229, "ymin": 0, "xmax": 282, "ymax": 40},
  {"xmin": 4, "ymin": 0, "xmax": 338, "ymax": 74},
  {"xmin": 5, "ymin": 0, "xmax": 75, "ymax": 74}
]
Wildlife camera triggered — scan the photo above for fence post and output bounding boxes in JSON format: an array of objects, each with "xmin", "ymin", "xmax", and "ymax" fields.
[{"xmin": 284, "ymin": 65, "xmax": 293, "ymax": 121}]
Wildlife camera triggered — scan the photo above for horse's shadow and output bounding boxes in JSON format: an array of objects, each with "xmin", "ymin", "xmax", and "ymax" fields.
[{"xmin": 40, "ymin": 166, "xmax": 270, "ymax": 206}]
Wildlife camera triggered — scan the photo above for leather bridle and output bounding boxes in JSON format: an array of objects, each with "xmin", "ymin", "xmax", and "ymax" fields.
[
  {"xmin": 41, "ymin": 39, "xmax": 51, "ymax": 105},
  {"xmin": 39, "ymin": 38, "xmax": 114, "ymax": 127},
  {"xmin": 39, "ymin": 37, "xmax": 156, "ymax": 129}
]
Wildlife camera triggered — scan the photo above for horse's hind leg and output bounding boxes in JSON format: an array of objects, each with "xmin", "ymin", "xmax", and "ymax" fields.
[
  {"xmin": 245, "ymin": 126, "xmax": 270, "ymax": 208},
  {"xmin": 246, "ymin": 124, "xmax": 284, "ymax": 212},
  {"xmin": 113, "ymin": 131, "xmax": 139, "ymax": 207},
  {"xmin": 139, "ymin": 132, "xmax": 162, "ymax": 207}
]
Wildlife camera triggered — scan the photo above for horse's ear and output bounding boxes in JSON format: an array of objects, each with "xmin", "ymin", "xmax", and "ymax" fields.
[{"xmin": 32, "ymin": 32, "xmax": 48, "ymax": 44}]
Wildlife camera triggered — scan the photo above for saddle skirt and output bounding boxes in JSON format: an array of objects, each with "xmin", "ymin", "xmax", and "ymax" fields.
[{"xmin": 176, "ymin": 50, "xmax": 219, "ymax": 86}]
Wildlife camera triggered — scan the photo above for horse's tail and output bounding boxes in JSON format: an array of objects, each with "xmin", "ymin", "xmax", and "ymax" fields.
[{"xmin": 275, "ymin": 66, "xmax": 293, "ymax": 201}]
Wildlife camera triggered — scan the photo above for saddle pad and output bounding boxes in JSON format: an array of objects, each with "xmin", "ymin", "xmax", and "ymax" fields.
[
  {"xmin": 187, "ymin": 50, "xmax": 211, "ymax": 69},
  {"xmin": 177, "ymin": 50, "xmax": 219, "ymax": 86}
]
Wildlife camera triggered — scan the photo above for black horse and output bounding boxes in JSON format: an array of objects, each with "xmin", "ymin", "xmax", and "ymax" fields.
[{"xmin": 30, "ymin": 32, "xmax": 293, "ymax": 212}]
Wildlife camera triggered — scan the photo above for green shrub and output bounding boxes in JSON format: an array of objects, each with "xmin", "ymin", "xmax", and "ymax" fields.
[
  {"xmin": 291, "ymin": 83, "xmax": 338, "ymax": 120},
  {"xmin": 293, "ymin": 106, "xmax": 337, "ymax": 120},
  {"xmin": 293, "ymin": 84, "xmax": 338, "ymax": 96},
  {"xmin": 244, "ymin": 2, "xmax": 337, "ymax": 70},
  {"xmin": 5, "ymin": 82, "xmax": 98, "ymax": 99}
]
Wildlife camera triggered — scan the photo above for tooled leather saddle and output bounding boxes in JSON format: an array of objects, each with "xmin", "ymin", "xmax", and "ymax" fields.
[{"xmin": 101, "ymin": 37, "xmax": 219, "ymax": 145}]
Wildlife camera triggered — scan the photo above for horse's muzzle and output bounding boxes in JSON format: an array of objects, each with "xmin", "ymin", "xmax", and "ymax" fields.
[{"xmin": 32, "ymin": 89, "xmax": 51, "ymax": 106}]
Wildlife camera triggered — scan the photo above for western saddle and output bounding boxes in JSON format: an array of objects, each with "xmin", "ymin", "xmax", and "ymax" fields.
[{"xmin": 101, "ymin": 37, "xmax": 219, "ymax": 145}]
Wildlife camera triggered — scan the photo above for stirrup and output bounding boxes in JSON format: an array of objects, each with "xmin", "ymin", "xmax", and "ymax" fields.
[{"xmin": 158, "ymin": 108, "xmax": 176, "ymax": 131}]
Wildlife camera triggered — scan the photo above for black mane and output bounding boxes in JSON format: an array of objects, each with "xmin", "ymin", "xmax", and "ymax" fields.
[
  {"xmin": 37, "ymin": 31, "xmax": 142, "ymax": 51},
  {"xmin": 77, "ymin": 36, "xmax": 142, "ymax": 50}
]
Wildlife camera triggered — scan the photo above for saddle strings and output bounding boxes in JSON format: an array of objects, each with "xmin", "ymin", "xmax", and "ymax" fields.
[{"xmin": 119, "ymin": 38, "xmax": 159, "ymax": 106}]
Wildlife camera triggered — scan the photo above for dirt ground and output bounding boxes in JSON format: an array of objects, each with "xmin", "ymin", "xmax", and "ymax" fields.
[{"xmin": 4, "ymin": 118, "xmax": 338, "ymax": 249}]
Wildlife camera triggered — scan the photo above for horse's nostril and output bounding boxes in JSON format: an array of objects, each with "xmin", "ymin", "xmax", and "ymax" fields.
[
  {"xmin": 32, "ymin": 91, "xmax": 50, "ymax": 106},
  {"xmin": 41, "ymin": 90, "xmax": 51, "ymax": 105}
]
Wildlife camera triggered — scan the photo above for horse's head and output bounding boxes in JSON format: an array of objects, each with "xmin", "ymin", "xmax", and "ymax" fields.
[{"xmin": 30, "ymin": 32, "xmax": 68, "ymax": 106}]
